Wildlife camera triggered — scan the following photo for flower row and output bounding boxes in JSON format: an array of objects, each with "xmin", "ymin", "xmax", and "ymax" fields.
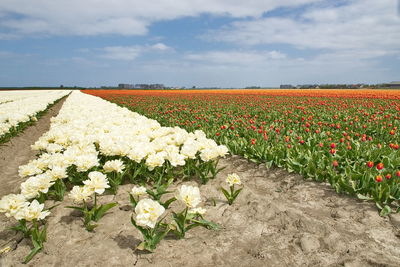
[
  {"xmin": 0, "ymin": 90, "xmax": 71, "ymax": 137},
  {"xmin": 0, "ymin": 90, "xmax": 65, "ymax": 104},
  {"xmin": 0, "ymin": 90, "xmax": 229, "ymax": 262}
]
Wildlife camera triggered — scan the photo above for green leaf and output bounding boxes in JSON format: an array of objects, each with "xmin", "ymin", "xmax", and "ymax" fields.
[
  {"xmin": 162, "ymin": 197, "xmax": 176, "ymax": 209},
  {"xmin": 129, "ymin": 194, "xmax": 137, "ymax": 208},
  {"xmin": 220, "ymin": 187, "xmax": 230, "ymax": 200},
  {"xmin": 232, "ymin": 188, "xmax": 243, "ymax": 199},
  {"xmin": 379, "ymin": 205, "xmax": 392, "ymax": 216},
  {"xmin": 39, "ymin": 224, "xmax": 47, "ymax": 242},
  {"xmin": 196, "ymin": 219, "xmax": 222, "ymax": 230},
  {"xmin": 93, "ymin": 202, "xmax": 117, "ymax": 222},
  {"xmin": 356, "ymin": 194, "xmax": 372, "ymax": 200},
  {"xmin": 65, "ymin": 206, "xmax": 85, "ymax": 212},
  {"xmin": 23, "ymin": 245, "xmax": 42, "ymax": 263},
  {"xmin": 85, "ymin": 223, "xmax": 98, "ymax": 232}
]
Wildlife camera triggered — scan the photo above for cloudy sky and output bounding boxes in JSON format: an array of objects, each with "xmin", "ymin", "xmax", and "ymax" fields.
[{"xmin": 0, "ymin": 0, "xmax": 399, "ymax": 87}]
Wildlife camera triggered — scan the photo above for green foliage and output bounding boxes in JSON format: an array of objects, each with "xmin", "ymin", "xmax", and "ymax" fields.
[{"xmin": 104, "ymin": 93, "xmax": 400, "ymax": 215}]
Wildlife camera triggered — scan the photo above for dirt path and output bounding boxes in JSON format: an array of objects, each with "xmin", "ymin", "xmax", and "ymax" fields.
[
  {"xmin": 1, "ymin": 155, "xmax": 400, "ymax": 266},
  {"xmin": 0, "ymin": 98, "xmax": 67, "ymax": 198}
]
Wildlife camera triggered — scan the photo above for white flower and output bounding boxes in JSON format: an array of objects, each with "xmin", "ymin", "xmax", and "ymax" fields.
[
  {"xmin": 176, "ymin": 185, "xmax": 202, "ymax": 208},
  {"xmin": 35, "ymin": 173, "xmax": 55, "ymax": 194},
  {"xmin": 20, "ymin": 179, "xmax": 40, "ymax": 200},
  {"xmin": 194, "ymin": 130, "xmax": 207, "ymax": 140},
  {"xmin": 69, "ymin": 185, "xmax": 93, "ymax": 203},
  {"xmin": 226, "ymin": 173, "xmax": 242, "ymax": 186},
  {"xmin": 131, "ymin": 186, "xmax": 147, "ymax": 197},
  {"xmin": 199, "ymin": 148, "xmax": 219, "ymax": 162},
  {"xmin": 103, "ymin": 159, "xmax": 125, "ymax": 173},
  {"xmin": 47, "ymin": 166, "xmax": 68, "ymax": 180},
  {"xmin": 216, "ymin": 145, "xmax": 229, "ymax": 157},
  {"xmin": 167, "ymin": 152, "xmax": 186, "ymax": 167},
  {"xmin": 15, "ymin": 200, "xmax": 50, "ymax": 221},
  {"xmin": 188, "ymin": 207, "xmax": 207, "ymax": 215},
  {"xmin": 18, "ymin": 164, "xmax": 42, "ymax": 178},
  {"xmin": 75, "ymin": 154, "xmax": 99, "ymax": 172},
  {"xmin": 83, "ymin": 171, "xmax": 110, "ymax": 195},
  {"xmin": 180, "ymin": 142, "xmax": 200, "ymax": 159},
  {"xmin": 145, "ymin": 152, "xmax": 166, "ymax": 170},
  {"xmin": 20, "ymin": 173, "xmax": 54, "ymax": 199},
  {"xmin": 127, "ymin": 145, "xmax": 148, "ymax": 163},
  {"xmin": 0, "ymin": 194, "xmax": 29, "ymax": 218},
  {"xmin": 135, "ymin": 199, "xmax": 165, "ymax": 228}
]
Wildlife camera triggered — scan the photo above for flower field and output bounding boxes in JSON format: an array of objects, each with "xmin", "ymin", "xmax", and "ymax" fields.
[
  {"xmin": 0, "ymin": 90, "xmax": 70, "ymax": 144},
  {"xmin": 1, "ymin": 89, "xmax": 400, "ymax": 266},
  {"xmin": 1, "ymin": 91, "xmax": 229, "ymax": 262},
  {"xmin": 85, "ymin": 89, "xmax": 400, "ymax": 215}
]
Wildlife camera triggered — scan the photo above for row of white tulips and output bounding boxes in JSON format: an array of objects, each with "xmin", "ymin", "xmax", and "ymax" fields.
[
  {"xmin": 0, "ymin": 90, "xmax": 64, "ymax": 104},
  {"xmin": 0, "ymin": 90, "xmax": 229, "ymax": 262},
  {"xmin": 0, "ymin": 90, "xmax": 71, "ymax": 137}
]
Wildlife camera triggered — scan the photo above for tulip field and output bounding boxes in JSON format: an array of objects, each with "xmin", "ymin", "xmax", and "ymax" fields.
[
  {"xmin": 86, "ymin": 89, "xmax": 400, "ymax": 216},
  {"xmin": 1, "ymin": 89, "xmax": 400, "ymax": 265},
  {"xmin": 0, "ymin": 91, "xmax": 229, "ymax": 263},
  {"xmin": 0, "ymin": 90, "xmax": 70, "ymax": 144}
]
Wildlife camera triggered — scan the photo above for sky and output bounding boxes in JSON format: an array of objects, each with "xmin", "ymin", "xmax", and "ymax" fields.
[{"xmin": 0, "ymin": 0, "xmax": 399, "ymax": 88}]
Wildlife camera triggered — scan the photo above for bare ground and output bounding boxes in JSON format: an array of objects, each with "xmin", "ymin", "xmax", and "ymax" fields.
[{"xmin": 1, "ymin": 104, "xmax": 400, "ymax": 266}]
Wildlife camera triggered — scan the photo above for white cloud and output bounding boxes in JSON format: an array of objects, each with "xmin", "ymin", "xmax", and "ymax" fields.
[
  {"xmin": 206, "ymin": 0, "xmax": 400, "ymax": 58},
  {"xmin": 151, "ymin": 43, "xmax": 171, "ymax": 51},
  {"xmin": 0, "ymin": 0, "xmax": 320, "ymax": 37},
  {"xmin": 186, "ymin": 50, "xmax": 286, "ymax": 64},
  {"xmin": 101, "ymin": 46, "xmax": 142, "ymax": 61},
  {"xmin": 99, "ymin": 43, "xmax": 172, "ymax": 61}
]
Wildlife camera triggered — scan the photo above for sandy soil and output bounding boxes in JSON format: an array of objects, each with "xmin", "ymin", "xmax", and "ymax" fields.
[
  {"xmin": 0, "ymin": 98, "xmax": 67, "ymax": 198},
  {"xmin": 1, "ymin": 152, "xmax": 400, "ymax": 266}
]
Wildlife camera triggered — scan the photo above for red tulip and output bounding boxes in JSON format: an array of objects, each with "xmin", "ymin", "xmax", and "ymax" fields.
[{"xmin": 376, "ymin": 163, "xmax": 384, "ymax": 170}]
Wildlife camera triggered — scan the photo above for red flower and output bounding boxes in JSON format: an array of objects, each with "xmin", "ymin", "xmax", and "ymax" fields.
[
  {"xmin": 329, "ymin": 148, "xmax": 336, "ymax": 155},
  {"xmin": 366, "ymin": 161, "xmax": 374, "ymax": 168},
  {"xmin": 389, "ymin": 130, "xmax": 395, "ymax": 135},
  {"xmin": 385, "ymin": 174, "xmax": 392, "ymax": 180},
  {"xmin": 332, "ymin": 160, "xmax": 339, "ymax": 167},
  {"xmin": 376, "ymin": 162, "xmax": 384, "ymax": 170},
  {"xmin": 251, "ymin": 138, "xmax": 256, "ymax": 145},
  {"xmin": 330, "ymin": 143, "xmax": 336, "ymax": 148},
  {"xmin": 396, "ymin": 170, "xmax": 400, "ymax": 177},
  {"xmin": 375, "ymin": 175, "xmax": 383, "ymax": 183},
  {"xmin": 216, "ymin": 132, "xmax": 220, "ymax": 136},
  {"xmin": 299, "ymin": 140, "xmax": 305, "ymax": 144}
]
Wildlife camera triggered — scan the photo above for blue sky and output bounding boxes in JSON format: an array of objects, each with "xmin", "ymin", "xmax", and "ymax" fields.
[{"xmin": 0, "ymin": 0, "xmax": 399, "ymax": 87}]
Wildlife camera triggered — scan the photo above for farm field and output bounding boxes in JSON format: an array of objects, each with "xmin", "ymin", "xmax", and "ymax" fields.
[
  {"xmin": 0, "ymin": 89, "xmax": 399, "ymax": 266},
  {"xmin": 86, "ymin": 89, "xmax": 400, "ymax": 215},
  {"xmin": 0, "ymin": 90, "xmax": 71, "ymax": 144}
]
